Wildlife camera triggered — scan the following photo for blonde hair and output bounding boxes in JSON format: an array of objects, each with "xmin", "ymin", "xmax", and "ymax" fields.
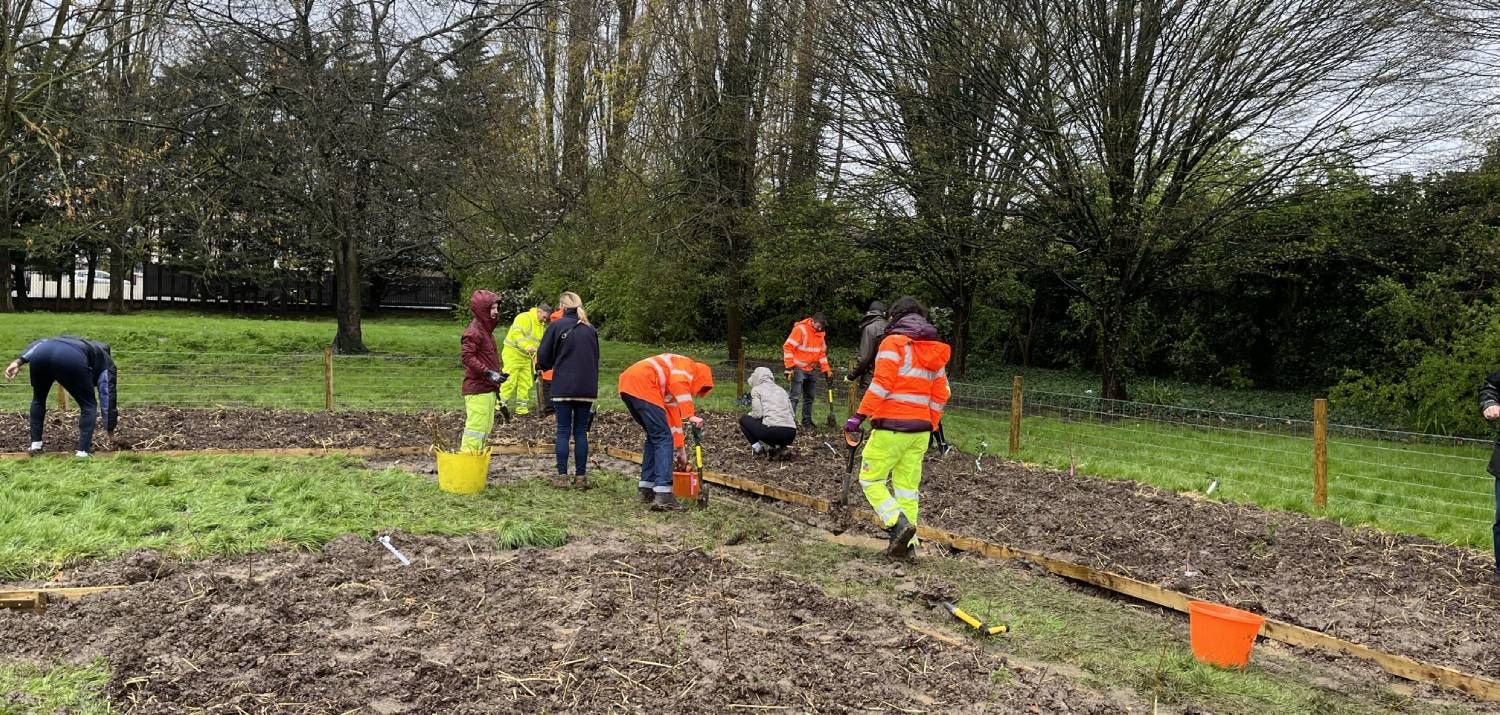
[{"xmin": 558, "ymin": 291, "xmax": 589, "ymax": 324}]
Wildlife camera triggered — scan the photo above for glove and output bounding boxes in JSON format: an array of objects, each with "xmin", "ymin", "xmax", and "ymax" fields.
[
  {"xmin": 784, "ymin": 370, "xmax": 793, "ymax": 383},
  {"xmin": 485, "ymin": 370, "xmax": 503, "ymax": 384},
  {"xmin": 844, "ymin": 415, "xmax": 865, "ymax": 433}
]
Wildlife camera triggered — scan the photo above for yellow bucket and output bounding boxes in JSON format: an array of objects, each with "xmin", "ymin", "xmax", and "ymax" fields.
[{"xmin": 435, "ymin": 448, "xmax": 490, "ymax": 495}]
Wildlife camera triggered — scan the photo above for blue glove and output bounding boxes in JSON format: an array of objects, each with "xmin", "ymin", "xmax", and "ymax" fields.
[
  {"xmin": 485, "ymin": 370, "xmax": 503, "ymax": 384},
  {"xmin": 844, "ymin": 415, "xmax": 865, "ymax": 433}
]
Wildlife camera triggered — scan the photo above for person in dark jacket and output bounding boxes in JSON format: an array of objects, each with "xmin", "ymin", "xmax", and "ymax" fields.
[
  {"xmin": 5, "ymin": 336, "xmax": 118, "ymax": 457},
  {"xmin": 849, "ymin": 300, "xmax": 889, "ymax": 390},
  {"xmin": 536, "ymin": 291, "xmax": 600, "ymax": 488},
  {"xmin": 459, "ymin": 290, "xmax": 507, "ymax": 452},
  {"xmin": 1477, "ymin": 370, "xmax": 1500, "ymax": 581}
]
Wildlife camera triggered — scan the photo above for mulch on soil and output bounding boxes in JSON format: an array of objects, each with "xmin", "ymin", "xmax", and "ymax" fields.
[
  {"xmin": 0, "ymin": 533, "xmax": 1116, "ymax": 714},
  {"xmin": 5, "ymin": 407, "xmax": 1496, "ymax": 680}
]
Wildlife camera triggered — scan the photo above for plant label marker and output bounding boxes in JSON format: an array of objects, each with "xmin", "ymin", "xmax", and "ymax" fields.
[{"xmin": 378, "ymin": 535, "xmax": 412, "ymax": 566}]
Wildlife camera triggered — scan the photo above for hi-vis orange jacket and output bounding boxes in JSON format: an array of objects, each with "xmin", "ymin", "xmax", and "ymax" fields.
[
  {"xmin": 782, "ymin": 318, "xmax": 830, "ymax": 373},
  {"xmin": 619, "ymin": 354, "xmax": 715, "ymax": 447},
  {"xmin": 857, "ymin": 334, "xmax": 951, "ymax": 432},
  {"xmin": 540, "ymin": 308, "xmax": 564, "ymax": 381}
]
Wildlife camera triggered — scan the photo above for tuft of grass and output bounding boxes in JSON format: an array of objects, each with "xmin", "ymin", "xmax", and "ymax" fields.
[
  {"xmin": 495, "ymin": 518, "xmax": 570, "ymax": 549},
  {"xmin": 0, "ymin": 661, "xmax": 112, "ymax": 715}
]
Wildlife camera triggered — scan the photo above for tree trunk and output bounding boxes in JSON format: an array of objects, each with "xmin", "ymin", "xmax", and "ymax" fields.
[
  {"xmin": 9, "ymin": 251, "xmax": 25, "ymax": 310},
  {"xmin": 85, "ymin": 251, "xmax": 98, "ymax": 308},
  {"xmin": 1098, "ymin": 301, "xmax": 1131, "ymax": 401},
  {"xmin": 949, "ymin": 286, "xmax": 974, "ymax": 380},
  {"xmin": 108, "ymin": 243, "xmax": 127, "ymax": 314},
  {"xmin": 0, "ymin": 250, "xmax": 12, "ymax": 313},
  {"xmin": 560, "ymin": 0, "xmax": 594, "ymax": 191},
  {"xmin": 332, "ymin": 233, "xmax": 367, "ymax": 353}
]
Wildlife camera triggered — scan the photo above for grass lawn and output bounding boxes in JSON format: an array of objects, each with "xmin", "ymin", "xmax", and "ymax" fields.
[
  {"xmin": 1, "ymin": 311, "xmax": 1491, "ymax": 551},
  {"xmin": 0, "ymin": 453, "xmax": 1465, "ymax": 714}
]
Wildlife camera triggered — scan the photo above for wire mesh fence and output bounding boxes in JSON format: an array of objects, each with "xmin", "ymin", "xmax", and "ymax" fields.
[{"xmin": 1, "ymin": 352, "xmax": 1492, "ymax": 547}]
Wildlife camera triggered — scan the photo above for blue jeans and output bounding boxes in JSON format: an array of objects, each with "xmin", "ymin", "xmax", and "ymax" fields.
[
  {"xmin": 554, "ymin": 401, "xmax": 592, "ymax": 476},
  {"xmin": 623, "ymin": 395, "xmax": 674, "ymax": 493}
]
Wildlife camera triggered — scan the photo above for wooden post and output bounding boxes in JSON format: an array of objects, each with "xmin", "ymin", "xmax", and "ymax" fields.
[
  {"xmin": 1313, "ymin": 398, "xmax": 1328, "ymax": 508},
  {"xmin": 324, "ymin": 347, "xmax": 334, "ymax": 412},
  {"xmin": 56, "ymin": 389, "xmax": 67, "ymax": 410},
  {"xmin": 1009, "ymin": 376, "xmax": 1023, "ymax": 455},
  {"xmin": 736, "ymin": 351, "xmax": 746, "ymax": 399}
]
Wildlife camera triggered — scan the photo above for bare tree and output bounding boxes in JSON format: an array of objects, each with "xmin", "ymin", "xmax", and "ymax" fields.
[{"xmin": 1003, "ymin": 0, "xmax": 1467, "ymax": 399}]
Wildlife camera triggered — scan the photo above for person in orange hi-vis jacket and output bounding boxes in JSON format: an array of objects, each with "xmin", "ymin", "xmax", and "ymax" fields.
[
  {"xmin": 538, "ymin": 307, "xmax": 564, "ymax": 417},
  {"xmin": 782, "ymin": 313, "xmax": 831, "ymax": 429},
  {"xmin": 619, "ymin": 354, "xmax": 715, "ymax": 511}
]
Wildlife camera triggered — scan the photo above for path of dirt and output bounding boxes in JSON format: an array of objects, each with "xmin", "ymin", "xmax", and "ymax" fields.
[
  {"xmin": 4, "ymin": 407, "xmax": 1495, "ymax": 681},
  {"xmin": 0, "ymin": 532, "xmax": 1121, "ymax": 714}
]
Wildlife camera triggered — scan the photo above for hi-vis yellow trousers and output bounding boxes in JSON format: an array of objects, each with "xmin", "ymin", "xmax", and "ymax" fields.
[
  {"xmin": 858, "ymin": 429, "xmax": 926, "ymax": 533},
  {"xmin": 462, "ymin": 392, "xmax": 497, "ymax": 452}
]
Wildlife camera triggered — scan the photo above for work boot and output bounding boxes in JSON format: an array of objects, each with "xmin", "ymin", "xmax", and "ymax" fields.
[
  {"xmin": 573, "ymin": 476, "xmax": 590, "ymax": 491},
  {"xmin": 650, "ymin": 492, "xmax": 684, "ymax": 512},
  {"xmin": 885, "ymin": 515, "xmax": 916, "ymax": 559},
  {"xmin": 801, "ymin": 420, "xmax": 816, "ymax": 432},
  {"xmin": 28, "ymin": 441, "xmax": 42, "ymax": 455},
  {"xmin": 751, "ymin": 442, "xmax": 765, "ymax": 456},
  {"xmin": 639, "ymin": 487, "xmax": 654, "ymax": 504}
]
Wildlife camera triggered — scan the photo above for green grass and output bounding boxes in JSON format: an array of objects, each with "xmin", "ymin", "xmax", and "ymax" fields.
[{"xmin": 0, "ymin": 661, "xmax": 112, "ymax": 715}]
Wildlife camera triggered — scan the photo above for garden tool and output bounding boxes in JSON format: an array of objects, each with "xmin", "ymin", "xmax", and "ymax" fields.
[
  {"xmin": 837, "ymin": 427, "xmax": 865, "ymax": 508},
  {"xmin": 690, "ymin": 423, "xmax": 709, "ymax": 508},
  {"xmin": 942, "ymin": 601, "xmax": 1008, "ymax": 636},
  {"xmin": 496, "ymin": 402, "xmax": 512, "ymax": 424},
  {"xmin": 825, "ymin": 375, "xmax": 838, "ymax": 428},
  {"xmin": 532, "ymin": 353, "xmax": 545, "ymax": 416},
  {"xmin": 930, "ymin": 422, "xmax": 953, "ymax": 456}
]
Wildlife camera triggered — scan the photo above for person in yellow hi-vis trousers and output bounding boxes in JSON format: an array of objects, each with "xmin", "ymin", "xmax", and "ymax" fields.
[
  {"xmin": 844, "ymin": 296, "xmax": 950, "ymax": 559},
  {"xmin": 459, "ymin": 290, "xmax": 508, "ymax": 451},
  {"xmin": 500, "ymin": 303, "xmax": 552, "ymax": 416}
]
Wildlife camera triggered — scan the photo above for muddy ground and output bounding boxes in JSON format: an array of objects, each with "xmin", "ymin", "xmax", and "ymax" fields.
[
  {"xmin": 4, "ymin": 407, "xmax": 1497, "ymax": 681},
  {"xmin": 1, "ymin": 531, "xmax": 1125, "ymax": 714}
]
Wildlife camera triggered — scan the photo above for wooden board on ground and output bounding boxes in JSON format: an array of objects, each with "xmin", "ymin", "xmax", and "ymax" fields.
[{"xmin": 0, "ymin": 585, "xmax": 130, "ymax": 612}]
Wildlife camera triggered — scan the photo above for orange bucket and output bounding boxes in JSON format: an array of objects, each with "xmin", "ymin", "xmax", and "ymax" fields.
[
  {"xmin": 1187, "ymin": 600, "xmax": 1265, "ymax": 669},
  {"xmin": 672, "ymin": 470, "xmax": 700, "ymax": 500}
]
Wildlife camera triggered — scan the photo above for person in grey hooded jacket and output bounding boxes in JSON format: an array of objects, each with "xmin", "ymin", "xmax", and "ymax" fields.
[
  {"xmin": 739, "ymin": 366, "xmax": 797, "ymax": 456},
  {"xmin": 849, "ymin": 300, "xmax": 889, "ymax": 390}
]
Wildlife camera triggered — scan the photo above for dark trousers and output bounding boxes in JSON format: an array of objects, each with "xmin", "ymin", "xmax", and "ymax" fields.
[
  {"xmin": 27, "ymin": 342, "xmax": 98, "ymax": 453},
  {"xmin": 789, "ymin": 368, "xmax": 820, "ymax": 425},
  {"xmin": 738, "ymin": 415, "xmax": 796, "ymax": 448},
  {"xmin": 553, "ymin": 401, "xmax": 592, "ymax": 476},
  {"xmin": 623, "ymin": 395, "xmax": 674, "ymax": 494},
  {"xmin": 540, "ymin": 379, "xmax": 555, "ymax": 416},
  {"xmin": 1493, "ymin": 478, "xmax": 1498, "ymax": 577}
]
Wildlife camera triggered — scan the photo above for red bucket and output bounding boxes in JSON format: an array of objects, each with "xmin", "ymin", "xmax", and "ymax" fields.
[{"xmin": 1187, "ymin": 600, "xmax": 1265, "ymax": 669}]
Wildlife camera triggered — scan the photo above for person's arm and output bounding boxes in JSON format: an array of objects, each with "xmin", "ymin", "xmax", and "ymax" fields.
[
  {"xmin": 851, "ymin": 328, "xmax": 878, "ymax": 380},
  {"xmin": 856, "ymin": 338, "xmax": 901, "ymax": 418},
  {"xmin": 535, "ymin": 323, "xmax": 559, "ymax": 372},
  {"xmin": 749, "ymin": 386, "xmax": 765, "ymax": 419},
  {"xmin": 5, "ymin": 339, "xmax": 44, "ymax": 380},
  {"xmin": 503, "ymin": 315, "xmax": 527, "ymax": 353},
  {"xmin": 99, "ymin": 367, "xmax": 118, "ymax": 435},
  {"xmin": 1481, "ymin": 369, "xmax": 1500, "ymax": 420},
  {"xmin": 782, "ymin": 325, "xmax": 800, "ymax": 371}
]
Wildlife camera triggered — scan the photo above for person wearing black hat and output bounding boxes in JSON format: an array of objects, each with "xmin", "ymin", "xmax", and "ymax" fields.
[{"xmin": 849, "ymin": 300, "xmax": 889, "ymax": 392}]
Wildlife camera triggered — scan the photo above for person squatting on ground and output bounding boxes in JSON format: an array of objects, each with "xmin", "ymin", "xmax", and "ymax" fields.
[
  {"xmin": 500, "ymin": 303, "xmax": 551, "ymax": 416},
  {"xmin": 844, "ymin": 297, "xmax": 950, "ymax": 559},
  {"xmin": 459, "ymin": 290, "xmax": 508, "ymax": 452},
  {"xmin": 4, "ymin": 336, "xmax": 118, "ymax": 457},
  {"xmin": 536, "ymin": 292, "xmax": 599, "ymax": 489},
  {"xmin": 619, "ymin": 353, "xmax": 714, "ymax": 511},
  {"xmin": 537, "ymin": 307, "xmax": 564, "ymax": 417},
  {"xmin": 783, "ymin": 313, "xmax": 832, "ymax": 429},
  {"xmin": 849, "ymin": 300, "xmax": 889, "ymax": 392},
  {"xmin": 1476, "ymin": 370, "xmax": 1500, "ymax": 581},
  {"xmin": 739, "ymin": 366, "xmax": 797, "ymax": 458}
]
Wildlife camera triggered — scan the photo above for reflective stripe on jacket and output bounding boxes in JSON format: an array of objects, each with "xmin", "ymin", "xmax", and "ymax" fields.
[
  {"xmin": 782, "ymin": 318, "xmax": 830, "ymax": 372},
  {"xmin": 857, "ymin": 334, "xmax": 951, "ymax": 432},
  {"xmin": 619, "ymin": 354, "xmax": 715, "ymax": 447}
]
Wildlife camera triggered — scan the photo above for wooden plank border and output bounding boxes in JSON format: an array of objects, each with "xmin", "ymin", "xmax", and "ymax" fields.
[
  {"xmin": 0, "ymin": 444, "xmax": 554, "ymax": 461},
  {"xmin": 604, "ymin": 447, "xmax": 1500, "ymax": 702}
]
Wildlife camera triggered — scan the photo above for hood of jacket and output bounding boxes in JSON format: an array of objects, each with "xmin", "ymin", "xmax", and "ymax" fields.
[
  {"xmin": 888, "ymin": 312, "xmax": 938, "ymax": 340},
  {"xmin": 749, "ymin": 366, "xmax": 774, "ymax": 388},
  {"xmin": 859, "ymin": 310, "xmax": 887, "ymax": 329},
  {"xmin": 469, "ymin": 290, "xmax": 499, "ymax": 332}
]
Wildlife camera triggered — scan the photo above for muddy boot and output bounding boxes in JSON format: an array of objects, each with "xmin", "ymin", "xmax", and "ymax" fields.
[
  {"xmin": 573, "ymin": 476, "xmax": 590, "ymax": 491},
  {"xmin": 885, "ymin": 515, "xmax": 917, "ymax": 559},
  {"xmin": 650, "ymin": 493, "xmax": 684, "ymax": 512},
  {"xmin": 639, "ymin": 487, "xmax": 654, "ymax": 504}
]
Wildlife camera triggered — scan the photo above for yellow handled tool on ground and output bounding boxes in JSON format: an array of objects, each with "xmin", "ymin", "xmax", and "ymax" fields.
[
  {"xmin": 942, "ymin": 602, "xmax": 1008, "ymax": 636},
  {"xmin": 690, "ymin": 424, "xmax": 709, "ymax": 508},
  {"xmin": 825, "ymin": 376, "xmax": 837, "ymax": 428}
]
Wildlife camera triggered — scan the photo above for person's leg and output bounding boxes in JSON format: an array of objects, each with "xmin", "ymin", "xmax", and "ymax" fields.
[
  {"xmin": 460, "ymin": 392, "xmax": 497, "ymax": 452},
  {"xmin": 513, "ymin": 364, "xmax": 535, "ymax": 415},
  {"xmin": 554, "ymin": 401, "xmax": 574, "ymax": 475},
  {"xmin": 858, "ymin": 430, "xmax": 906, "ymax": 527},
  {"xmin": 573, "ymin": 402, "xmax": 592, "ymax": 476},
  {"xmin": 500, "ymin": 350, "xmax": 528, "ymax": 412},
  {"xmin": 541, "ymin": 379, "xmax": 555, "ymax": 416},
  {"xmin": 739, "ymin": 414, "xmax": 767, "ymax": 445},
  {"xmin": 800, "ymin": 370, "xmax": 816, "ymax": 425},
  {"xmin": 624, "ymin": 396, "xmax": 654, "ymax": 495},
  {"xmin": 788, "ymin": 369, "xmax": 803, "ymax": 422},
  {"xmin": 28, "ymin": 365, "xmax": 52, "ymax": 449},
  {"xmin": 637, "ymin": 404, "xmax": 675, "ymax": 495},
  {"xmin": 766, "ymin": 426, "xmax": 797, "ymax": 448},
  {"xmin": 891, "ymin": 431, "xmax": 928, "ymax": 551},
  {"xmin": 48, "ymin": 353, "xmax": 97, "ymax": 454}
]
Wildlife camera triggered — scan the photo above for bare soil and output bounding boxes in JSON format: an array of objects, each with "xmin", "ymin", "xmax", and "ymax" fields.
[
  {"xmin": 4, "ymin": 407, "xmax": 1496, "ymax": 680},
  {"xmin": 0, "ymin": 532, "xmax": 1122, "ymax": 714}
]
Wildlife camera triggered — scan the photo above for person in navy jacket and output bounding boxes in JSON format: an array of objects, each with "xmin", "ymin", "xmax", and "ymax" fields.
[{"xmin": 5, "ymin": 336, "xmax": 119, "ymax": 457}]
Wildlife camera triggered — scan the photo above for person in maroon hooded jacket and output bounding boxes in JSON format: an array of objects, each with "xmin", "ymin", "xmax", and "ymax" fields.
[{"xmin": 460, "ymin": 290, "xmax": 508, "ymax": 452}]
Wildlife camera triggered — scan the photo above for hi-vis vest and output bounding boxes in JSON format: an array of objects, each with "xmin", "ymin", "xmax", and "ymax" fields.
[
  {"xmin": 857, "ymin": 334, "xmax": 950, "ymax": 430},
  {"xmin": 782, "ymin": 318, "xmax": 830, "ymax": 372},
  {"xmin": 619, "ymin": 353, "xmax": 715, "ymax": 447}
]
